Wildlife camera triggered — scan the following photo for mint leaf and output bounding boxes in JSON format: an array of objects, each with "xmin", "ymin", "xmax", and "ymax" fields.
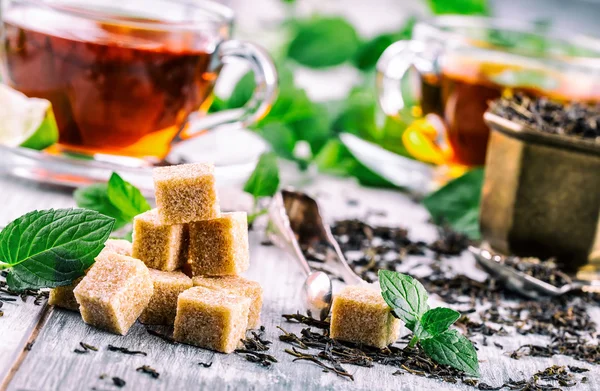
[
  {"xmin": 420, "ymin": 329, "xmax": 480, "ymax": 377},
  {"xmin": 257, "ymin": 122, "xmax": 297, "ymax": 161},
  {"xmin": 107, "ymin": 172, "xmax": 151, "ymax": 219},
  {"xmin": 0, "ymin": 209, "xmax": 114, "ymax": 290},
  {"xmin": 315, "ymin": 140, "xmax": 398, "ymax": 189},
  {"xmin": 226, "ymin": 71, "xmax": 255, "ymax": 109},
  {"xmin": 422, "ymin": 168, "xmax": 484, "ymax": 240},
  {"xmin": 419, "ymin": 307, "xmax": 461, "ymax": 337},
  {"xmin": 74, "ymin": 173, "xmax": 150, "ymax": 231},
  {"xmin": 378, "ymin": 270, "xmax": 429, "ymax": 330},
  {"xmin": 287, "ymin": 17, "xmax": 360, "ymax": 68},
  {"xmin": 353, "ymin": 17, "xmax": 416, "ymax": 71},
  {"xmin": 74, "ymin": 184, "xmax": 129, "ymax": 230},
  {"xmin": 426, "ymin": 0, "xmax": 489, "ymax": 15},
  {"xmin": 244, "ymin": 152, "xmax": 280, "ymax": 199}
]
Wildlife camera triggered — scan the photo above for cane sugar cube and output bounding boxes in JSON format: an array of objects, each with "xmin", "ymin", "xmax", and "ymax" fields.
[
  {"xmin": 73, "ymin": 253, "xmax": 153, "ymax": 335},
  {"xmin": 193, "ymin": 276, "xmax": 263, "ymax": 329},
  {"xmin": 153, "ymin": 163, "xmax": 220, "ymax": 224},
  {"xmin": 49, "ymin": 240, "xmax": 133, "ymax": 311},
  {"xmin": 173, "ymin": 287, "xmax": 250, "ymax": 353},
  {"xmin": 139, "ymin": 270, "xmax": 193, "ymax": 325},
  {"xmin": 48, "ymin": 277, "xmax": 84, "ymax": 311},
  {"xmin": 188, "ymin": 212, "xmax": 249, "ymax": 276},
  {"xmin": 330, "ymin": 285, "xmax": 401, "ymax": 348},
  {"xmin": 132, "ymin": 209, "xmax": 185, "ymax": 271},
  {"xmin": 100, "ymin": 239, "xmax": 133, "ymax": 257}
]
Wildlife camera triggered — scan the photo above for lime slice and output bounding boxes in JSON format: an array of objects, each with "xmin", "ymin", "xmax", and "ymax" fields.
[{"xmin": 0, "ymin": 84, "xmax": 59, "ymax": 150}]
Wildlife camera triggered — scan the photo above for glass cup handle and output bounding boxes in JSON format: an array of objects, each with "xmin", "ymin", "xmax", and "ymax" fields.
[
  {"xmin": 171, "ymin": 40, "xmax": 278, "ymax": 145},
  {"xmin": 376, "ymin": 40, "xmax": 451, "ymax": 164}
]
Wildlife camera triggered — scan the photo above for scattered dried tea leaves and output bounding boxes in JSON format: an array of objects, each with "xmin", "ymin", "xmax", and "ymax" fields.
[
  {"xmin": 235, "ymin": 327, "xmax": 277, "ymax": 367},
  {"xmin": 285, "ymin": 347, "xmax": 354, "ymax": 381},
  {"xmin": 136, "ymin": 365, "xmax": 160, "ymax": 379},
  {"xmin": 503, "ymin": 256, "xmax": 571, "ymax": 288},
  {"xmin": 112, "ymin": 377, "xmax": 126, "ymax": 387},
  {"xmin": 75, "ymin": 343, "xmax": 95, "ymax": 354},
  {"xmin": 107, "ymin": 345, "xmax": 147, "ymax": 356},
  {"xmin": 282, "ymin": 313, "xmax": 330, "ymax": 329}
]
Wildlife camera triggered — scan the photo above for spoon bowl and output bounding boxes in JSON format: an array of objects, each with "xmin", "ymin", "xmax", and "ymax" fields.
[
  {"xmin": 302, "ymin": 271, "xmax": 333, "ymax": 320},
  {"xmin": 468, "ymin": 246, "xmax": 598, "ymax": 299}
]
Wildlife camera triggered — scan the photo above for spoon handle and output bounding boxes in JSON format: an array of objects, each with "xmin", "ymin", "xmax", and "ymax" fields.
[
  {"xmin": 324, "ymin": 225, "xmax": 366, "ymax": 286},
  {"xmin": 267, "ymin": 192, "xmax": 311, "ymax": 276}
]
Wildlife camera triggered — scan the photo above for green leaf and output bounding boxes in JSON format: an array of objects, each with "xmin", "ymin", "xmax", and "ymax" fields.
[
  {"xmin": 419, "ymin": 307, "xmax": 461, "ymax": 337},
  {"xmin": 314, "ymin": 139, "xmax": 398, "ymax": 189},
  {"xmin": 244, "ymin": 152, "xmax": 280, "ymax": 199},
  {"xmin": 226, "ymin": 71, "xmax": 255, "ymax": 109},
  {"xmin": 288, "ymin": 103, "xmax": 333, "ymax": 156},
  {"xmin": 426, "ymin": 0, "xmax": 489, "ymax": 15},
  {"xmin": 247, "ymin": 208, "xmax": 268, "ymax": 225},
  {"xmin": 422, "ymin": 168, "xmax": 484, "ymax": 240},
  {"xmin": 420, "ymin": 329, "xmax": 480, "ymax": 377},
  {"xmin": 287, "ymin": 17, "xmax": 360, "ymax": 68},
  {"xmin": 353, "ymin": 17, "xmax": 416, "ymax": 71},
  {"xmin": 314, "ymin": 139, "xmax": 358, "ymax": 177},
  {"xmin": 378, "ymin": 270, "xmax": 429, "ymax": 330},
  {"xmin": 74, "ymin": 184, "xmax": 129, "ymax": 230},
  {"xmin": 257, "ymin": 122, "xmax": 297, "ymax": 160},
  {"xmin": 107, "ymin": 173, "xmax": 151, "ymax": 219},
  {"xmin": 0, "ymin": 209, "xmax": 115, "ymax": 290}
]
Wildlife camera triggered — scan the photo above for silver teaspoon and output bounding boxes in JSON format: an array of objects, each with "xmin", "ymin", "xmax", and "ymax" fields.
[
  {"xmin": 469, "ymin": 246, "xmax": 600, "ymax": 300},
  {"xmin": 267, "ymin": 191, "xmax": 333, "ymax": 320}
]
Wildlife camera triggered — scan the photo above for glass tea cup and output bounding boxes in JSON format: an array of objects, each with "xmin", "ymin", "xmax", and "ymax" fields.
[
  {"xmin": 0, "ymin": 0, "xmax": 277, "ymax": 162},
  {"xmin": 376, "ymin": 16, "xmax": 600, "ymax": 166}
]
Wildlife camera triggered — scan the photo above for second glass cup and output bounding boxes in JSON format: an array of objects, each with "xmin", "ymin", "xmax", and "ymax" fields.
[{"xmin": 377, "ymin": 16, "xmax": 600, "ymax": 166}]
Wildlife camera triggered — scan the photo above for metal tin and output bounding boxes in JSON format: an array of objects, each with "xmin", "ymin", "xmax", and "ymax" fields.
[{"xmin": 481, "ymin": 111, "xmax": 600, "ymax": 273}]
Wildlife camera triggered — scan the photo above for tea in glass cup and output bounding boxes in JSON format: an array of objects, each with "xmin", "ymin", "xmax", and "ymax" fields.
[
  {"xmin": 377, "ymin": 17, "xmax": 600, "ymax": 166},
  {"xmin": 1, "ymin": 0, "xmax": 277, "ymax": 161}
]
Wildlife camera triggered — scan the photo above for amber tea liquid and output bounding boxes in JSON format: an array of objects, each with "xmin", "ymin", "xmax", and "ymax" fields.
[
  {"xmin": 2, "ymin": 5, "xmax": 219, "ymax": 158},
  {"xmin": 419, "ymin": 56, "xmax": 600, "ymax": 166}
]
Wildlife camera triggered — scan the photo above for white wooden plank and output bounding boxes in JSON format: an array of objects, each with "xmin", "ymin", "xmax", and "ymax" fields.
[{"xmin": 2, "ymin": 174, "xmax": 598, "ymax": 390}]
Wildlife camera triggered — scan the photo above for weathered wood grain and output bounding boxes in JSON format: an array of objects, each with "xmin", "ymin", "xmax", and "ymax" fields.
[
  {"xmin": 0, "ymin": 177, "xmax": 76, "ymax": 388},
  {"xmin": 2, "ymin": 174, "xmax": 599, "ymax": 391}
]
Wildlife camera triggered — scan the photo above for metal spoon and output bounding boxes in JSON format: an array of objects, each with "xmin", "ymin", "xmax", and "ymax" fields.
[
  {"xmin": 267, "ymin": 191, "xmax": 332, "ymax": 320},
  {"xmin": 278, "ymin": 189, "xmax": 365, "ymax": 286},
  {"xmin": 469, "ymin": 246, "xmax": 600, "ymax": 299},
  {"xmin": 267, "ymin": 189, "xmax": 365, "ymax": 318}
]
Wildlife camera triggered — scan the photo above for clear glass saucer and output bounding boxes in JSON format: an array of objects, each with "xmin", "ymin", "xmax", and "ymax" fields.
[{"xmin": 0, "ymin": 126, "xmax": 268, "ymax": 195}]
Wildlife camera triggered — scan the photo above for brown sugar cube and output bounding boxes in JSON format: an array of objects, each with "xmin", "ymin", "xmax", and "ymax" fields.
[
  {"xmin": 153, "ymin": 163, "xmax": 220, "ymax": 224},
  {"xmin": 49, "ymin": 240, "xmax": 133, "ymax": 311},
  {"xmin": 173, "ymin": 286, "xmax": 250, "ymax": 353},
  {"xmin": 99, "ymin": 239, "xmax": 133, "ymax": 257},
  {"xmin": 73, "ymin": 253, "xmax": 153, "ymax": 335},
  {"xmin": 330, "ymin": 285, "xmax": 401, "ymax": 348},
  {"xmin": 132, "ymin": 209, "xmax": 185, "ymax": 271},
  {"xmin": 188, "ymin": 212, "xmax": 249, "ymax": 276},
  {"xmin": 139, "ymin": 270, "xmax": 193, "ymax": 325},
  {"xmin": 48, "ymin": 277, "xmax": 84, "ymax": 311},
  {"xmin": 193, "ymin": 276, "xmax": 263, "ymax": 329}
]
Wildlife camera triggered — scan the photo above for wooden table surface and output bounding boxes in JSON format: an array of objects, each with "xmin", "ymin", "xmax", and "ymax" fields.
[{"xmin": 0, "ymin": 172, "xmax": 598, "ymax": 391}]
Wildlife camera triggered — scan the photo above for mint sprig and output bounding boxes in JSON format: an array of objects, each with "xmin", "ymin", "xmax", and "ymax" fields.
[
  {"xmin": 74, "ymin": 172, "xmax": 151, "ymax": 232},
  {"xmin": 0, "ymin": 209, "xmax": 114, "ymax": 290},
  {"xmin": 379, "ymin": 270, "xmax": 480, "ymax": 377},
  {"xmin": 243, "ymin": 152, "xmax": 280, "ymax": 224}
]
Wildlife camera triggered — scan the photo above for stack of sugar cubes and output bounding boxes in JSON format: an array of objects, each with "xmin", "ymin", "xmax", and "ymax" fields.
[{"xmin": 49, "ymin": 163, "xmax": 262, "ymax": 354}]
